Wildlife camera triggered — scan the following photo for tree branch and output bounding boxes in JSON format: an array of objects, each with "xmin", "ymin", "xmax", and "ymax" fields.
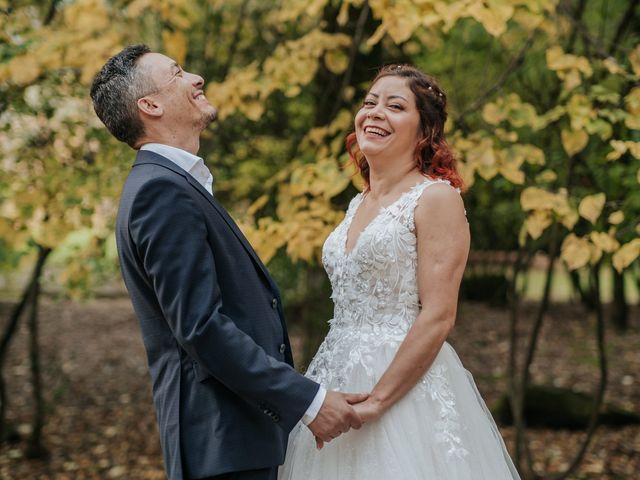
[
  {"xmin": 219, "ymin": 0, "xmax": 250, "ymax": 79},
  {"xmin": 43, "ymin": 0, "xmax": 61, "ymax": 26},
  {"xmin": 328, "ymin": 4, "xmax": 370, "ymax": 121},
  {"xmin": 608, "ymin": 0, "xmax": 640, "ymax": 56},
  {"xmin": 453, "ymin": 30, "xmax": 538, "ymax": 130}
]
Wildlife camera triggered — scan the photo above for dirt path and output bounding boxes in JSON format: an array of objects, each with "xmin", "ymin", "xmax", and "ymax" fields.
[{"xmin": 0, "ymin": 299, "xmax": 638, "ymax": 479}]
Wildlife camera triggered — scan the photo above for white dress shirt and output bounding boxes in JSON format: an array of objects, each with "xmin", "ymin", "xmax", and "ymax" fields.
[
  {"xmin": 141, "ymin": 143, "xmax": 214, "ymax": 195},
  {"xmin": 139, "ymin": 143, "xmax": 326, "ymax": 425}
]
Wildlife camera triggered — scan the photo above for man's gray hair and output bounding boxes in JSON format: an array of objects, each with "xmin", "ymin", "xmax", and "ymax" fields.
[{"xmin": 90, "ymin": 44, "xmax": 155, "ymax": 148}]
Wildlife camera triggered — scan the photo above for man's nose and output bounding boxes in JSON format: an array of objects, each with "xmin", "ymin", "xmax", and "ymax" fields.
[{"xmin": 188, "ymin": 72, "xmax": 204, "ymax": 88}]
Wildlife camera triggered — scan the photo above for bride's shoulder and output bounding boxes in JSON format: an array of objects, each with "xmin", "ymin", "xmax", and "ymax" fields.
[{"xmin": 415, "ymin": 180, "xmax": 466, "ymax": 225}]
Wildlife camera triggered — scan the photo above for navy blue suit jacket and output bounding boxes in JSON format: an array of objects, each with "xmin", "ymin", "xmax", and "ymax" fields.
[{"xmin": 115, "ymin": 150, "xmax": 319, "ymax": 479}]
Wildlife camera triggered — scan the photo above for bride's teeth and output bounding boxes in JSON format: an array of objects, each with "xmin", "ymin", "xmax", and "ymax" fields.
[{"xmin": 365, "ymin": 127, "xmax": 388, "ymax": 136}]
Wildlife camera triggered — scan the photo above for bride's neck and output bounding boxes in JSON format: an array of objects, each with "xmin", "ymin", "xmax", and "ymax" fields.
[{"xmin": 367, "ymin": 159, "xmax": 422, "ymax": 200}]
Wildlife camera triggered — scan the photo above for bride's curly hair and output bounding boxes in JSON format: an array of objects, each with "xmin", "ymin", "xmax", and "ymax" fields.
[{"xmin": 346, "ymin": 64, "xmax": 465, "ymax": 191}]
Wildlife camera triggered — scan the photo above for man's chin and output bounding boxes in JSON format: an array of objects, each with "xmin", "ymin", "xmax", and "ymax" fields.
[
  {"xmin": 196, "ymin": 109, "xmax": 218, "ymax": 130},
  {"xmin": 204, "ymin": 107, "xmax": 218, "ymax": 124}
]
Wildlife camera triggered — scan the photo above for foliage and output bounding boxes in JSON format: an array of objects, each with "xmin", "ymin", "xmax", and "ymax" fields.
[{"xmin": 1, "ymin": 0, "xmax": 638, "ymax": 285}]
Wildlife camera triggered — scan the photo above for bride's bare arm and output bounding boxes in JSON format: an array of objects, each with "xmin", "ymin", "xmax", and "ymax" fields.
[{"xmin": 353, "ymin": 183, "xmax": 470, "ymax": 422}]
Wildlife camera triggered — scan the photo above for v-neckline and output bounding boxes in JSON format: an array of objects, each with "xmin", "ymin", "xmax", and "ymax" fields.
[{"xmin": 343, "ymin": 178, "xmax": 431, "ymax": 257}]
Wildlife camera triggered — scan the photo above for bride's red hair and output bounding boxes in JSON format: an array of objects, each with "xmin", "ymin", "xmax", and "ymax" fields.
[{"xmin": 346, "ymin": 64, "xmax": 465, "ymax": 191}]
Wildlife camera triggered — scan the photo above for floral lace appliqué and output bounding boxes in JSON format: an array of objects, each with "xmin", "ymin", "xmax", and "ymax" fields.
[{"xmin": 421, "ymin": 363, "xmax": 470, "ymax": 459}]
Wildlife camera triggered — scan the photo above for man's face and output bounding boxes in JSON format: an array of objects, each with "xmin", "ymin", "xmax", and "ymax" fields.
[{"xmin": 137, "ymin": 53, "xmax": 217, "ymax": 131}]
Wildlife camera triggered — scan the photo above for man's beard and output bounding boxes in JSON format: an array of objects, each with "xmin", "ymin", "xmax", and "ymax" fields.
[{"xmin": 196, "ymin": 107, "xmax": 218, "ymax": 130}]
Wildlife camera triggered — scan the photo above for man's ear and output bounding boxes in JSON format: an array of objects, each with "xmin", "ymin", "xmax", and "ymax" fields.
[{"xmin": 137, "ymin": 96, "xmax": 163, "ymax": 118}]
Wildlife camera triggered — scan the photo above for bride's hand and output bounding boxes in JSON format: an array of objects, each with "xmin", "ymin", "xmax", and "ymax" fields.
[{"xmin": 352, "ymin": 398, "xmax": 384, "ymax": 423}]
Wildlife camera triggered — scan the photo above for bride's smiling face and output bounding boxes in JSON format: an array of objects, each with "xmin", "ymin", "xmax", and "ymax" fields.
[{"xmin": 354, "ymin": 76, "xmax": 422, "ymax": 162}]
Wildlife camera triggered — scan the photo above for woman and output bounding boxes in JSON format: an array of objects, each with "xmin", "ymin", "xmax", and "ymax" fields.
[{"xmin": 279, "ymin": 65, "xmax": 520, "ymax": 479}]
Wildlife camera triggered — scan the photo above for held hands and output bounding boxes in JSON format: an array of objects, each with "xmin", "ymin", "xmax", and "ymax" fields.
[
  {"xmin": 307, "ymin": 391, "xmax": 368, "ymax": 450},
  {"xmin": 351, "ymin": 397, "xmax": 385, "ymax": 423}
]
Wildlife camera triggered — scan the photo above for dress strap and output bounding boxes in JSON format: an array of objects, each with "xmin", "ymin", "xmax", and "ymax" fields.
[
  {"xmin": 344, "ymin": 192, "xmax": 365, "ymax": 221},
  {"xmin": 389, "ymin": 178, "xmax": 464, "ymax": 230}
]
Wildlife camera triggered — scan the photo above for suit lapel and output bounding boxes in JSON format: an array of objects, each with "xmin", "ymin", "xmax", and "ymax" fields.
[{"xmin": 133, "ymin": 150, "xmax": 279, "ymax": 294}]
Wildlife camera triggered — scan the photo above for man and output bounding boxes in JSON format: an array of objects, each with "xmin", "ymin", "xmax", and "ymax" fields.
[{"xmin": 90, "ymin": 45, "xmax": 364, "ymax": 480}]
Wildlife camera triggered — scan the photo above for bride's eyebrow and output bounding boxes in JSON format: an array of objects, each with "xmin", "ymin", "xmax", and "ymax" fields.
[{"xmin": 366, "ymin": 92, "xmax": 408, "ymax": 102}]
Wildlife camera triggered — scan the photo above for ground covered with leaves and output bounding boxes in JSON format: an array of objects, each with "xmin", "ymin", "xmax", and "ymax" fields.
[{"xmin": 0, "ymin": 298, "xmax": 637, "ymax": 479}]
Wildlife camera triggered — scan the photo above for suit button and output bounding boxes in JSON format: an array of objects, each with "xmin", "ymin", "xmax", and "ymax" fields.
[
  {"xmin": 279, "ymin": 343, "xmax": 286, "ymax": 354},
  {"xmin": 271, "ymin": 298, "xmax": 278, "ymax": 309}
]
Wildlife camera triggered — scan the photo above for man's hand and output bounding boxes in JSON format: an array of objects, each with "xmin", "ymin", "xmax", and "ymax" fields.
[{"xmin": 307, "ymin": 391, "xmax": 368, "ymax": 449}]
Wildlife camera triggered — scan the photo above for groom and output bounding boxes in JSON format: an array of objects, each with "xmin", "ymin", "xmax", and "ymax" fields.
[{"xmin": 90, "ymin": 45, "xmax": 364, "ymax": 480}]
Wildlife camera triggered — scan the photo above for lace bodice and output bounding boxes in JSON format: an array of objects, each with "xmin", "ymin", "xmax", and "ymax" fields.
[{"xmin": 322, "ymin": 178, "xmax": 457, "ymax": 337}]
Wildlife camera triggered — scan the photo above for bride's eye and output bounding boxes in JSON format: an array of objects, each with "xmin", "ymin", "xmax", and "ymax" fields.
[{"xmin": 363, "ymin": 100, "xmax": 376, "ymax": 107}]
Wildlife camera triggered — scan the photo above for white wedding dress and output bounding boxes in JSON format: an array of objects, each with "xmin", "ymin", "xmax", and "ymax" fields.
[{"xmin": 279, "ymin": 178, "xmax": 521, "ymax": 479}]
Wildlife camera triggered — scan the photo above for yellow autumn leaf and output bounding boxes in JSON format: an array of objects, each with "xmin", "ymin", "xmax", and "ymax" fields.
[
  {"xmin": 606, "ymin": 140, "xmax": 627, "ymax": 161},
  {"xmin": 561, "ymin": 234, "xmax": 591, "ymax": 270},
  {"xmin": 324, "ymin": 49, "xmax": 349, "ymax": 75},
  {"xmin": 589, "ymin": 231, "xmax": 619, "ymax": 253},
  {"xmin": 466, "ymin": 138, "xmax": 497, "ymax": 180},
  {"xmin": 559, "ymin": 209, "xmax": 579, "ymax": 230},
  {"xmin": 247, "ymin": 195, "xmax": 269, "ymax": 216},
  {"xmin": 242, "ymin": 101, "xmax": 265, "ymax": 121},
  {"xmin": 608, "ymin": 211, "xmax": 624, "ymax": 225},
  {"xmin": 626, "ymin": 141, "xmax": 640, "ymax": 159},
  {"xmin": 510, "ymin": 144, "xmax": 545, "ymax": 165},
  {"xmin": 162, "ymin": 29, "xmax": 188, "ymax": 65},
  {"xmin": 563, "ymin": 69, "xmax": 582, "ymax": 91},
  {"xmin": 629, "ymin": 45, "xmax": 640, "ymax": 77},
  {"xmin": 468, "ymin": 1, "xmax": 512, "ymax": 37},
  {"xmin": 578, "ymin": 193, "xmax": 606, "ymax": 224},
  {"xmin": 612, "ymin": 239, "xmax": 640, "ymax": 272},
  {"xmin": 499, "ymin": 163, "xmax": 524, "ymax": 184},
  {"xmin": 8, "ymin": 55, "xmax": 40, "ymax": 85},
  {"xmin": 520, "ymin": 187, "xmax": 557, "ymax": 211},
  {"xmin": 536, "ymin": 169, "xmax": 557, "ymax": 183},
  {"xmin": 126, "ymin": 0, "xmax": 154, "ymax": 16},
  {"xmin": 590, "ymin": 242, "xmax": 603, "ymax": 265},
  {"xmin": 525, "ymin": 210, "xmax": 552, "ymax": 239},
  {"xmin": 482, "ymin": 103, "xmax": 505, "ymax": 125},
  {"xmin": 603, "ymin": 57, "xmax": 626, "ymax": 76},
  {"xmin": 625, "ymin": 87, "xmax": 640, "ymax": 129},
  {"xmin": 561, "ymin": 129, "xmax": 588, "ymax": 156}
]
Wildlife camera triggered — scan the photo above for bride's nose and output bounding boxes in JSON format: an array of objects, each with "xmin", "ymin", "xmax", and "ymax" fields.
[{"xmin": 366, "ymin": 107, "xmax": 385, "ymax": 120}]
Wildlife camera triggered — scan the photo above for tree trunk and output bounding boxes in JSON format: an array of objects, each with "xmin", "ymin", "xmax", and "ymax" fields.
[
  {"xmin": 556, "ymin": 264, "xmax": 608, "ymax": 479},
  {"xmin": 507, "ymin": 248, "xmax": 526, "ymax": 474},
  {"xmin": 0, "ymin": 245, "xmax": 51, "ymax": 443},
  {"xmin": 569, "ymin": 269, "xmax": 595, "ymax": 310},
  {"xmin": 301, "ymin": 267, "xmax": 333, "ymax": 367},
  {"xmin": 515, "ymin": 225, "xmax": 561, "ymax": 478},
  {"xmin": 610, "ymin": 268, "xmax": 628, "ymax": 331},
  {"xmin": 26, "ymin": 245, "xmax": 49, "ymax": 458}
]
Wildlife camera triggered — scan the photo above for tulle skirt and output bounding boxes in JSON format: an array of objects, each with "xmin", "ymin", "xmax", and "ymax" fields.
[{"xmin": 279, "ymin": 341, "xmax": 520, "ymax": 480}]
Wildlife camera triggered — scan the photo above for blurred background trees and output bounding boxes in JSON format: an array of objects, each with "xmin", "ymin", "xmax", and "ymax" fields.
[{"xmin": 1, "ymin": 0, "xmax": 638, "ymax": 478}]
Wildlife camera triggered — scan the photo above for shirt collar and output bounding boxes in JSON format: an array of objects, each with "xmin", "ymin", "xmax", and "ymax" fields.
[{"xmin": 140, "ymin": 143, "xmax": 213, "ymax": 194}]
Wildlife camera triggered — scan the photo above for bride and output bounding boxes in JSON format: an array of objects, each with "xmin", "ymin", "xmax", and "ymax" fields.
[{"xmin": 279, "ymin": 65, "xmax": 520, "ymax": 479}]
